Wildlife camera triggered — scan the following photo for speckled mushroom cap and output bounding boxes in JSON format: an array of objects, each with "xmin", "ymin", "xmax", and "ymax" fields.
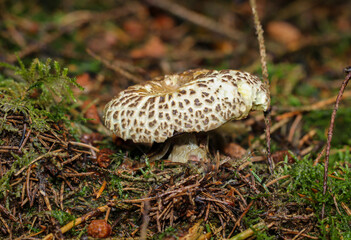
[{"xmin": 104, "ymin": 69, "xmax": 270, "ymax": 143}]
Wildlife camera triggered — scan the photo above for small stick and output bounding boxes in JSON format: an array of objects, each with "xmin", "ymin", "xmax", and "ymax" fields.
[
  {"xmin": 313, "ymin": 145, "xmax": 326, "ymax": 166},
  {"xmin": 341, "ymin": 202, "xmax": 351, "ymax": 216},
  {"xmin": 228, "ymin": 201, "xmax": 254, "ymax": 237},
  {"xmin": 229, "ymin": 222, "xmax": 275, "ymax": 240},
  {"xmin": 140, "ymin": 200, "xmax": 151, "ymax": 240},
  {"xmin": 287, "ymin": 114, "xmax": 302, "ymax": 143},
  {"xmin": 249, "ymin": 0, "xmax": 273, "ymax": 174},
  {"xmin": 68, "ymin": 141, "xmax": 100, "ymax": 153},
  {"xmin": 146, "ymin": 0, "xmax": 243, "ymax": 41},
  {"xmin": 321, "ymin": 68, "xmax": 351, "ymax": 218},
  {"xmin": 0, "ymin": 204, "xmax": 17, "ymax": 222},
  {"xmin": 266, "ymin": 174, "xmax": 290, "ymax": 187},
  {"xmin": 0, "ymin": 216, "xmax": 12, "ymax": 239},
  {"xmin": 14, "ymin": 149, "xmax": 66, "ymax": 176},
  {"xmin": 96, "ymin": 180, "xmax": 107, "ymax": 199},
  {"xmin": 87, "ymin": 48, "xmax": 144, "ymax": 84},
  {"xmin": 291, "ymin": 228, "xmax": 306, "ymax": 240},
  {"xmin": 279, "ymin": 227, "xmax": 318, "ymax": 239}
]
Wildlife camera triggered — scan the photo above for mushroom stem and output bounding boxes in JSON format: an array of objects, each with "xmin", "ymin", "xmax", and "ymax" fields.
[{"xmin": 168, "ymin": 133, "xmax": 207, "ymax": 163}]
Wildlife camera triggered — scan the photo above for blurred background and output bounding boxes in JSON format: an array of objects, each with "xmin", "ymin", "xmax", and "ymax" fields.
[{"xmin": 1, "ymin": 0, "xmax": 351, "ymax": 150}]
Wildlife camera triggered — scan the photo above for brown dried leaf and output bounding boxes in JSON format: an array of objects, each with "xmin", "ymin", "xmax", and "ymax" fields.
[
  {"xmin": 267, "ymin": 21, "xmax": 302, "ymax": 51},
  {"xmin": 75, "ymin": 73, "xmax": 93, "ymax": 94},
  {"xmin": 130, "ymin": 36, "xmax": 166, "ymax": 58},
  {"xmin": 82, "ymin": 100, "xmax": 101, "ymax": 125},
  {"xmin": 224, "ymin": 143, "xmax": 246, "ymax": 159},
  {"xmin": 151, "ymin": 15, "xmax": 175, "ymax": 31},
  {"xmin": 96, "ymin": 148, "xmax": 113, "ymax": 168},
  {"xmin": 272, "ymin": 150, "xmax": 295, "ymax": 164},
  {"xmin": 123, "ymin": 19, "xmax": 146, "ymax": 41}
]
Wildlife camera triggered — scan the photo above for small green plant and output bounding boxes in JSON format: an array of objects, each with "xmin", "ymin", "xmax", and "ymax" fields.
[
  {"xmin": 52, "ymin": 210, "xmax": 75, "ymax": 225},
  {"xmin": 0, "ymin": 57, "xmax": 83, "ymax": 131}
]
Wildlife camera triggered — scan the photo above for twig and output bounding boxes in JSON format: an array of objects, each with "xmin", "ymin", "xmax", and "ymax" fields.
[
  {"xmin": 276, "ymin": 90, "xmax": 351, "ymax": 112},
  {"xmin": 249, "ymin": 0, "xmax": 273, "ymax": 174},
  {"xmin": 140, "ymin": 200, "xmax": 151, "ymax": 240},
  {"xmin": 0, "ymin": 204, "xmax": 17, "ymax": 222},
  {"xmin": 321, "ymin": 69, "xmax": 351, "ymax": 218},
  {"xmin": 96, "ymin": 180, "xmax": 107, "ymax": 199},
  {"xmin": 291, "ymin": 228, "xmax": 307, "ymax": 240},
  {"xmin": 278, "ymin": 227, "xmax": 318, "ymax": 239},
  {"xmin": 266, "ymin": 175, "xmax": 290, "ymax": 187},
  {"xmin": 87, "ymin": 48, "xmax": 145, "ymax": 84},
  {"xmin": 14, "ymin": 149, "xmax": 66, "ymax": 177},
  {"xmin": 341, "ymin": 202, "xmax": 351, "ymax": 216},
  {"xmin": 0, "ymin": 216, "xmax": 12, "ymax": 239},
  {"xmin": 68, "ymin": 141, "xmax": 100, "ymax": 153},
  {"xmin": 313, "ymin": 145, "xmax": 326, "ymax": 166},
  {"xmin": 145, "ymin": 0, "xmax": 243, "ymax": 41},
  {"xmin": 229, "ymin": 221, "xmax": 275, "ymax": 240},
  {"xmin": 287, "ymin": 114, "xmax": 302, "ymax": 143},
  {"xmin": 229, "ymin": 201, "xmax": 254, "ymax": 237}
]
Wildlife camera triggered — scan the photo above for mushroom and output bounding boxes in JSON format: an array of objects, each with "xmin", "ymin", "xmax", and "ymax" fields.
[{"xmin": 104, "ymin": 69, "xmax": 270, "ymax": 163}]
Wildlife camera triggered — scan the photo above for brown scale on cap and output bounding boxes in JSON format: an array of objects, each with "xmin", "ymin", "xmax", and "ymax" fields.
[{"xmin": 104, "ymin": 69, "xmax": 270, "ymax": 143}]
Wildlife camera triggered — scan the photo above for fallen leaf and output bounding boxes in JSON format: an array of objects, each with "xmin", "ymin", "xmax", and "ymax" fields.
[
  {"xmin": 75, "ymin": 73, "xmax": 93, "ymax": 94},
  {"xmin": 224, "ymin": 143, "xmax": 246, "ymax": 159},
  {"xmin": 267, "ymin": 21, "xmax": 302, "ymax": 51},
  {"xmin": 130, "ymin": 36, "xmax": 166, "ymax": 58},
  {"xmin": 152, "ymin": 15, "xmax": 175, "ymax": 31},
  {"xmin": 96, "ymin": 148, "xmax": 113, "ymax": 168},
  {"xmin": 271, "ymin": 150, "xmax": 295, "ymax": 164},
  {"xmin": 123, "ymin": 19, "xmax": 146, "ymax": 41},
  {"xmin": 82, "ymin": 100, "xmax": 101, "ymax": 125}
]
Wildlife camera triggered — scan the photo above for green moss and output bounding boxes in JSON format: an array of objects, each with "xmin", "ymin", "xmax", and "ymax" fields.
[
  {"xmin": 280, "ymin": 151, "xmax": 351, "ymax": 238},
  {"xmin": 0, "ymin": 57, "xmax": 84, "ymax": 131},
  {"xmin": 52, "ymin": 210, "xmax": 75, "ymax": 225}
]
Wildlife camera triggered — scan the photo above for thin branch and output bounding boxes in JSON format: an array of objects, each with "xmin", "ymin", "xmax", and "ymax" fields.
[
  {"xmin": 249, "ymin": 0, "xmax": 273, "ymax": 174},
  {"xmin": 321, "ymin": 69, "xmax": 351, "ymax": 218},
  {"xmin": 87, "ymin": 48, "xmax": 144, "ymax": 84},
  {"xmin": 145, "ymin": 0, "xmax": 243, "ymax": 41},
  {"xmin": 249, "ymin": 0, "xmax": 268, "ymax": 84}
]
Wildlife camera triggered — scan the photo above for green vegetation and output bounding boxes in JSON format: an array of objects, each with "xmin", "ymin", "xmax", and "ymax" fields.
[{"xmin": 0, "ymin": 58, "xmax": 83, "ymax": 132}]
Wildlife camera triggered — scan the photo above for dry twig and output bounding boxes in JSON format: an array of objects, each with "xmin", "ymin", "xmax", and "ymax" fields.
[
  {"xmin": 249, "ymin": 0, "xmax": 273, "ymax": 174},
  {"xmin": 321, "ymin": 69, "xmax": 351, "ymax": 218},
  {"xmin": 145, "ymin": 0, "xmax": 243, "ymax": 41}
]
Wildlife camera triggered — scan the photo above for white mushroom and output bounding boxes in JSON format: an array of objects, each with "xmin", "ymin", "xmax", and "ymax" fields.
[{"xmin": 104, "ymin": 69, "xmax": 270, "ymax": 162}]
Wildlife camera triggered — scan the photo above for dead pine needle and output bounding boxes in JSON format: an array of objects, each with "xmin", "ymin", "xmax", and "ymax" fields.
[
  {"xmin": 249, "ymin": 0, "xmax": 273, "ymax": 174},
  {"xmin": 321, "ymin": 68, "xmax": 351, "ymax": 218}
]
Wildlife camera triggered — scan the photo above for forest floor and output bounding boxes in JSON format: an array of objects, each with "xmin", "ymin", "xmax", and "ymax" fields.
[{"xmin": 0, "ymin": 0, "xmax": 351, "ymax": 239}]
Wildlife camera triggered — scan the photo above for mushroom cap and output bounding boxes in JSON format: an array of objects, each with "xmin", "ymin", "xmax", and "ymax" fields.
[{"xmin": 104, "ymin": 69, "xmax": 270, "ymax": 144}]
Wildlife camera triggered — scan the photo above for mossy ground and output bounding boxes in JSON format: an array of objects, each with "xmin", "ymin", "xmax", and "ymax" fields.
[{"xmin": 1, "ymin": 0, "xmax": 351, "ymax": 239}]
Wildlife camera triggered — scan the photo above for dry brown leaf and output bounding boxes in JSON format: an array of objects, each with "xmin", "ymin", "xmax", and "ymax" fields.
[
  {"xmin": 151, "ymin": 15, "xmax": 175, "ymax": 31},
  {"xmin": 75, "ymin": 73, "xmax": 93, "ymax": 94},
  {"xmin": 123, "ymin": 19, "xmax": 146, "ymax": 41},
  {"xmin": 267, "ymin": 21, "xmax": 302, "ymax": 51},
  {"xmin": 82, "ymin": 100, "xmax": 101, "ymax": 125},
  {"xmin": 224, "ymin": 143, "xmax": 246, "ymax": 159},
  {"xmin": 130, "ymin": 36, "xmax": 166, "ymax": 58}
]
